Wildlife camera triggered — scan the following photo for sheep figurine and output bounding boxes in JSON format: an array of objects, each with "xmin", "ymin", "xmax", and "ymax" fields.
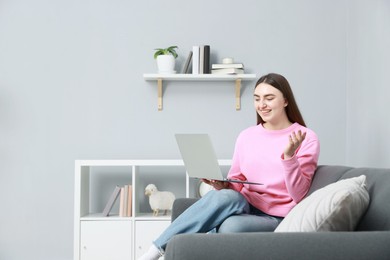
[{"xmin": 144, "ymin": 184, "xmax": 176, "ymax": 216}]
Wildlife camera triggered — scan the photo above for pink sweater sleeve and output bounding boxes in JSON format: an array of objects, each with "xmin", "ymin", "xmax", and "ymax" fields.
[
  {"xmin": 226, "ymin": 145, "xmax": 245, "ymax": 192},
  {"xmin": 281, "ymin": 138, "xmax": 320, "ymax": 203}
]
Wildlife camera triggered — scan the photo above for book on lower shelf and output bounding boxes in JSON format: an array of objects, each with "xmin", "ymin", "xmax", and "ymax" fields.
[
  {"xmin": 126, "ymin": 185, "xmax": 132, "ymax": 217},
  {"xmin": 119, "ymin": 184, "xmax": 132, "ymax": 217},
  {"xmin": 211, "ymin": 68, "xmax": 244, "ymax": 75},
  {"xmin": 103, "ymin": 184, "xmax": 132, "ymax": 217},
  {"xmin": 102, "ymin": 185, "xmax": 121, "ymax": 217}
]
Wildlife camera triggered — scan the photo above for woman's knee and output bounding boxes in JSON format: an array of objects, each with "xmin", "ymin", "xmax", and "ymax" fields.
[
  {"xmin": 218, "ymin": 215, "xmax": 250, "ymax": 233},
  {"xmin": 208, "ymin": 189, "xmax": 248, "ymax": 211},
  {"xmin": 218, "ymin": 214, "xmax": 281, "ymax": 233}
]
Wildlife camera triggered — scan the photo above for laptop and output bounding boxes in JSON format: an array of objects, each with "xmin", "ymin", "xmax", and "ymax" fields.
[{"xmin": 175, "ymin": 134, "xmax": 262, "ymax": 185}]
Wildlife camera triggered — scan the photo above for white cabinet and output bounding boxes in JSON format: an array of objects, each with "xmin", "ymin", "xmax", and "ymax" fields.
[
  {"xmin": 74, "ymin": 160, "xmax": 231, "ymax": 260},
  {"xmin": 134, "ymin": 221, "xmax": 170, "ymax": 259},
  {"xmin": 80, "ymin": 220, "xmax": 132, "ymax": 260}
]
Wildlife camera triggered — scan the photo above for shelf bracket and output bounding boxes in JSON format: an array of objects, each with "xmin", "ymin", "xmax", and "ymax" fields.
[
  {"xmin": 235, "ymin": 79, "xmax": 241, "ymax": 110},
  {"xmin": 157, "ymin": 78, "xmax": 163, "ymax": 111}
]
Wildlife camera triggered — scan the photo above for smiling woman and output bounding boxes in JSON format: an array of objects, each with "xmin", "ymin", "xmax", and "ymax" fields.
[
  {"xmin": 254, "ymin": 85, "xmax": 289, "ymax": 130},
  {"xmin": 254, "ymin": 73, "xmax": 306, "ymax": 128},
  {"xmin": 139, "ymin": 73, "xmax": 320, "ymax": 260}
]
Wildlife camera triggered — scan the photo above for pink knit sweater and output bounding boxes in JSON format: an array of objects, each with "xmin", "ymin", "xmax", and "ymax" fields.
[{"xmin": 227, "ymin": 123, "xmax": 320, "ymax": 217}]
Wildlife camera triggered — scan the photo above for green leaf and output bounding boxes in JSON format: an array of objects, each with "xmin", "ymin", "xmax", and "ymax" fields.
[{"xmin": 153, "ymin": 46, "xmax": 178, "ymax": 59}]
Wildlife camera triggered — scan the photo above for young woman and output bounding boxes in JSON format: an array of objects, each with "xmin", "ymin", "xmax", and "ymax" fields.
[{"xmin": 139, "ymin": 73, "xmax": 320, "ymax": 260}]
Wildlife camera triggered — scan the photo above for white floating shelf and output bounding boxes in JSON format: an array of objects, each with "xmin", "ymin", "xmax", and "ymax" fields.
[
  {"xmin": 143, "ymin": 73, "xmax": 257, "ymax": 111},
  {"xmin": 143, "ymin": 73, "xmax": 257, "ymax": 81}
]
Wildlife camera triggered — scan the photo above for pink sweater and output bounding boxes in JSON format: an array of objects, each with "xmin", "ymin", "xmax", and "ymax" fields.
[{"xmin": 227, "ymin": 123, "xmax": 320, "ymax": 217}]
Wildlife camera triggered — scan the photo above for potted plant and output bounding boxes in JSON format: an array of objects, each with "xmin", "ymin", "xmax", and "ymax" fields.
[{"xmin": 154, "ymin": 46, "xmax": 178, "ymax": 74}]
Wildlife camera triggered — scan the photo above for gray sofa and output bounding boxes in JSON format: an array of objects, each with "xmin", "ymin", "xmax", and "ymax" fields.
[{"xmin": 164, "ymin": 165, "xmax": 390, "ymax": 260}]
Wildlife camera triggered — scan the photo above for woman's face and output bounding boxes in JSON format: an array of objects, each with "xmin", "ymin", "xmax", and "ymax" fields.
[{"xmin": 254, "ymin": 83, "xmax": 289, "ymax": 127}]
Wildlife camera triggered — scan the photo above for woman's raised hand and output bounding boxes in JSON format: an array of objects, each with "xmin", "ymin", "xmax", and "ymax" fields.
[{"xmin": 283, "ymin": 130, "xmax": 306, "ymax": 159}]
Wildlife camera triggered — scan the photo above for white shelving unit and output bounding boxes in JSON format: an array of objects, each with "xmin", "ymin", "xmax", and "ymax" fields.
[
  {"xmin": 74, "ymin": 159, "xmax": 231, "ymax": 260},
  {"xmin": 143, "ymin": 73, "xmax": 257, "ymax": 111}
]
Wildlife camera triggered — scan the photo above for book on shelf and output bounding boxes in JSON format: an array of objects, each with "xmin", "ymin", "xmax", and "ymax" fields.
[
  {"xmin": 199, "ymin": 46, "xmax": 204, "ymax": 74},
  {"xmin": 102, "ymin": 185, "xmax": 121, "ymax": 217},
  {"xmin": 127, "ymin": 185, "xmax": 132, "ymax": 217},
  {"xmin": 192, "ymin": 46, "xmax": 200, "ymax": 74},
  {"xmin": 119, "ymin": 186, "xmax": 125, "ymax": 217},
  {"xmin": 211, "ymin": 63, "xmax": 244, "ymax": 69},
  {"xmin": 192, "ymin": 45, "xmax": 210, "ymax": 74},
  {"xmin": 203, "ymin": 45, "xmax": 210, "ymax": 74},
  {"xmin": 211, "ymin": 68, "xmax": 244, "ymax": 75},
  {"xmin": 119, "ymin": 184, "xmax": 132, "ymax": 217},
  {"xmin": 124, "ymin": 185, "xmax": 129, "ymax": 216},
  {"xmin": 103, "ymin": 184, "xmax": 132, "ymax": 217},
  {"xmin": 181, "ymin": 51, "xmax": 193, "ymax": 74}
]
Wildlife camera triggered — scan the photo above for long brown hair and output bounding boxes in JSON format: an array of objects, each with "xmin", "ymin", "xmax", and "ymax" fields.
[{"xmin": 255, "ymin": 73, "xmax": 306, "ymax": 127}]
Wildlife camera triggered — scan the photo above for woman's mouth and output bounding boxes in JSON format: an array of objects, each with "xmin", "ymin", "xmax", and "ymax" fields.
[{"xmin": 260, "ymin": 109, "xmax": 271, "ymax": 115}]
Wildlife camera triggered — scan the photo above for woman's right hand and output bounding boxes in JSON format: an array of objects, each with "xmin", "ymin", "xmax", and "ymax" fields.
[{"xmin": 202, "ymin": 179, "xmax": 229, "ymax": 190}]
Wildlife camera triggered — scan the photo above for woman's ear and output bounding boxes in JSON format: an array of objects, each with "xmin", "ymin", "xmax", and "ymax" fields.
[{"xmin": 284, "ymin": 98, "xmax": 288, "ymax": 107}]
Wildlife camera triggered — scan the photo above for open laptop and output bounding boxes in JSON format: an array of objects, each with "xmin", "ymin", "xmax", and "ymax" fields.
[{"xmin": 175, "ymin": 134, "xmax": 262, "ymax": 185}]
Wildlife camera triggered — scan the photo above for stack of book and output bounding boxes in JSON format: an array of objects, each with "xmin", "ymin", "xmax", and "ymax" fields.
[
  {"xmin": 181, "ymin": 45, "xmax": 210, "ymax": 74},
  {"xmin": 211, "ymin": 61, "xmax": 244, "ymax": 75},
  {"xmin": 102, "ymin": 184, "xmax": 132, "ymax": 217}
]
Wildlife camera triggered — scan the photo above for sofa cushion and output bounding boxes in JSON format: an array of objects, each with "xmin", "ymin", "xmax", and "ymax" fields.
[{"xmin": 275, "ymin": 175, "xmax": 370, "ymax": 232}]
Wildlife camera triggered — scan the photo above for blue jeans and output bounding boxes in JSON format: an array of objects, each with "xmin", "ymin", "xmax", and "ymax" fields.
[{"xmin": 153, "ymin": 189, "xmax": 283, "ymax": 251}]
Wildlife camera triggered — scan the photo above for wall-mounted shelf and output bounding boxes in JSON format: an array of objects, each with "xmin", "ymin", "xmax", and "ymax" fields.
[{"xmin": 143, "ymin": 74, "xmax": 257, "ymax": 111}]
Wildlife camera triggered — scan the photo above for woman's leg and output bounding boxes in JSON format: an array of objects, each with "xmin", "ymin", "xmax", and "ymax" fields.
[
  {"xmin": 218, "ymin": 214, "xmax": 283, "ymax": 233},
  {"xmin": 153, "ymin": 189, "xmax": 250, "ymax": 251}
]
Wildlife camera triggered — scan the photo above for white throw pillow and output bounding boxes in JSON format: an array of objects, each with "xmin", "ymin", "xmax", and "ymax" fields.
[{"xmin": 275, "ymin": 175, "xmax": 370, "ymax": 232}]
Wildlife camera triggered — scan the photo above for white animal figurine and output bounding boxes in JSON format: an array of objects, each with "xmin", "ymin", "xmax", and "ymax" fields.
[{"xmin": 144, "ymin": 184, "xmax": 175, "ymax": 216}]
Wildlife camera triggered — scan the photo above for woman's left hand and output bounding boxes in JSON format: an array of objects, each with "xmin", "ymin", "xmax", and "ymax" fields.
[{"xmin": 284, "ymin": 130, "xmax": 306, "ymax": 159}]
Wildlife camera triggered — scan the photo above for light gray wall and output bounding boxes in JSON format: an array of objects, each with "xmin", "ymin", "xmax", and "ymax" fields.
[
  {"xmin": 346, "ymin": 0, "xmax": 390, "ymax": 167},
  {"xmin": 0, "ymin": 0, "xmax": 387, "ymax": 259}
]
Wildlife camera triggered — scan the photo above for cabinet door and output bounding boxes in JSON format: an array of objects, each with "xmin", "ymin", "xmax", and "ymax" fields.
[
  {"xmin": 134, "ymin": 220, "xmax": 170, "ymax": 259},
  {"xmin": 80, "ymin": 220, "xmax": 132, "ymax": 260}
]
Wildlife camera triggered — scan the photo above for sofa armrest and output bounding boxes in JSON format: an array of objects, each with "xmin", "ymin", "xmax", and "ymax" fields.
[
  {"xmin": 165, "ymin": 231, "xmax": 390, "ymax": 260},
  {"xmin": 171, "ymin": 198, "xmax": 199, "ymax": 222}
]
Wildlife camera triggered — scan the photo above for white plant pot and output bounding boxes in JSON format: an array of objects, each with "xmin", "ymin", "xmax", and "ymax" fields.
[{"xmin": 156, "ymin": 55, "xmax": 176, "ymax": 74}]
